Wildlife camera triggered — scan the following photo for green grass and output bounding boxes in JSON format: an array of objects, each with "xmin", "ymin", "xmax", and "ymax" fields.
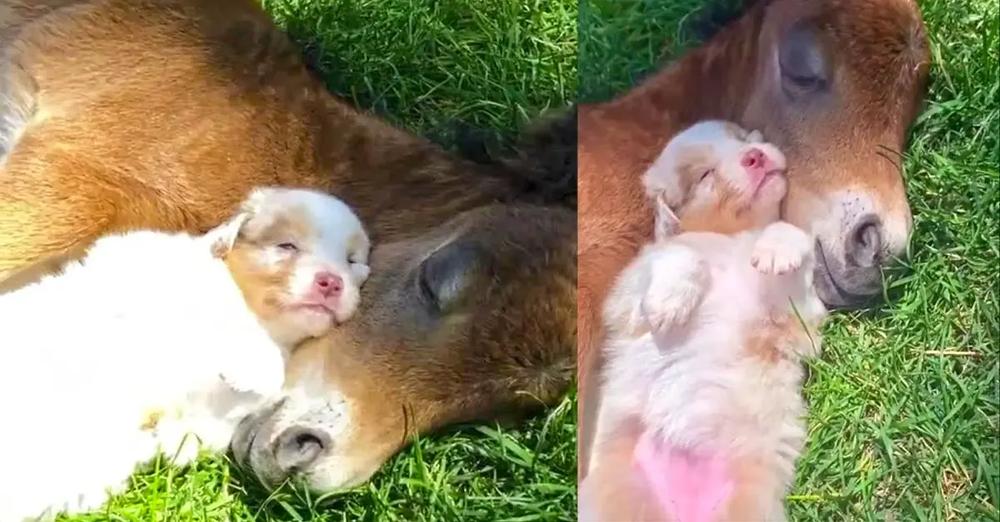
[
  {"xmin": 58, "ymin": 1, "xmax": 577, "ymax": 521},
  {"xmin": 263, "ymin": 0, "xmax": 577, "ymax": 136},
  {"xmin": 64, "ymin": 400, "xmax": 577, "ymax": 522},
  {"xmin": 581, "ymin": 0, "xmax": 999, "ymax": 520},
  {"xmin": 46, "ymin": 0, "xmax": 999, "ymax": 520}
]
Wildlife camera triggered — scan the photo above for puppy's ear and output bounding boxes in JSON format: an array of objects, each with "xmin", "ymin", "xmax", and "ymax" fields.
[
  {"xmin": 205, "ymin": 187, "xmax": 278, "ymax": 258},
  {"xmin": 653, "ymin": 195, "xmax": 681, "ymax": 241},
  {"xmin": 206, "ymin": 212, "xmax": 252, "ymax": 259},
  {"xmin": 643, "ymin": 169, "xmax": 684, "ymax": 241}
]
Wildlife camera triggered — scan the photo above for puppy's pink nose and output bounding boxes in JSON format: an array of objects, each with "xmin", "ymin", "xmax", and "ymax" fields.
[
  {"xmin": 741, "ymin": 147, "xmax": 781, "ymax": 184},
  {"xmin": 741, "ymin": 148, "xmax": 766, "ymax": 171},
  {"xmin": 313, "ymin": 272, "xmax": 343, "ymax": 298}
]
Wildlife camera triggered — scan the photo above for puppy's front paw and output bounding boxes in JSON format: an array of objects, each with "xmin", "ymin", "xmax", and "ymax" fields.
[
  {"xmin": 751, "ymin": 222, "xmax": 813, "ymax": 275},
  {"xmin": 642, "ymin": 284, "xmax": 701, "ymax": 335},
  {"xmin": 641, "ymin": 248, "xmax": 709, "ymax": 335},
  {"xmin": 751, "ymin": 241, "xmax": 802, "ymax": 275}
]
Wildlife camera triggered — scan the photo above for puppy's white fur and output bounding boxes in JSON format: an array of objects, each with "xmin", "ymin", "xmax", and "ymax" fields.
[
  {"xmin": 585, "ymin": 121, "xmax": 828, "ymax": 521},
  {"xmin": 0, "ymin": 187, "xmax": 370, "ymax": 521}
]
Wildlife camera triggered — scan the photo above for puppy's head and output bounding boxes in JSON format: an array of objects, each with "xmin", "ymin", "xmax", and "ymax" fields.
[
  {"xmin": 643, "ymin": 120, "xmax": 788, "ymax": 234},
  {"xmin": 207, "ymin": 187, "xmax": 371, "ymax": 346}
]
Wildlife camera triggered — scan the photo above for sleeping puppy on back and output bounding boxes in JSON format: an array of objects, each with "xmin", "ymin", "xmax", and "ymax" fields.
[
  {"xmin": 581, "ymin": 121, "xmax": 827, "ymax": 521},
  {"xmin": 0, "ymin": 187, "xmax": 370, "ymax": 522}
]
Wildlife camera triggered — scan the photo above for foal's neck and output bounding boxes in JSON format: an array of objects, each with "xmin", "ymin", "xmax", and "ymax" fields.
[{"xmin": 609, "ymin": 5, "xmax": 764, "ymax": 141}]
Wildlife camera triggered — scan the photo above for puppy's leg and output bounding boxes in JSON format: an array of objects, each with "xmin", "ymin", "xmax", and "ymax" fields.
[
  {"xmin": 750, "ymin": 221, "xmax": 813, "ymax": 275},
  {"xmin": 603, "ymin": 243, "xmax": 708, "ymax": 339},
  {"xmin": 722, "ymin": 458, "xmax": 790, "ymax": 522},
  {"xmin": 583, "ymin": 419, "xmax": 670, "ymax": 522},
  {"xmin": 641, "ymin": 244, "xmax": 709, "ymax": 336}
]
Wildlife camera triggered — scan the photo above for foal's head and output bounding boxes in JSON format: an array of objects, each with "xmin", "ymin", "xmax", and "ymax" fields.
[{"xmin": 731, "ymin": 0, "xmax": 930, "ymax": 307}]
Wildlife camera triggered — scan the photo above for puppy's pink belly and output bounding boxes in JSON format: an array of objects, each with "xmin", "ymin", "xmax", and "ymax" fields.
[{"xmin": 634, "ymin": 431, "xmax": 734, "ymax": 522}]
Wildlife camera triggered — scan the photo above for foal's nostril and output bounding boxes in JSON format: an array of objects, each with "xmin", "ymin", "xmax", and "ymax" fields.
[
  {"xmin": 845, "ymin": 215, "xmax": 884, "ymax": 268},
  {"xmin": 274, "ymin": 426, "xmax": 329, "ymax": 473},
  {"xmin": 858, "ymin": 223, "xmax": 879, "ymax": 249}
]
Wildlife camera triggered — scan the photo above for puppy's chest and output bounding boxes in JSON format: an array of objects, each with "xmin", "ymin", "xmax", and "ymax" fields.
[
  {"xmin": 696, "ymin": 245, "xmax": 767, "ymax": 326},
  {"xmin": 673, "ymin": 236, "xmax": 813, "ymax": 373}
]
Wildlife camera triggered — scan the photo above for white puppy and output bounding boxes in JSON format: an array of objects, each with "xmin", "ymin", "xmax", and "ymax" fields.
[
  {"xmin": 582, "ymin": 121, "xmax": 828, "ymax": 522},
  {"xmin": 0, "ymin": 187, "xmax": 370, "ymax": 522}
]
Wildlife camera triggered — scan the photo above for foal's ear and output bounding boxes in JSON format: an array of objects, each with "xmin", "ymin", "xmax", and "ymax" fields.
[
  {"xmin": 417, "ymin": 241, "xmax": 482, "ymax": 313},
  {"xmin": 206, "ymin": 212, "xmax": 252, "ymax": 259}
]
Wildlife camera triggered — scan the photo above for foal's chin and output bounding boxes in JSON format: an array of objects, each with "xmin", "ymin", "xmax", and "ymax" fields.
[{"xmin": 229, "ymin": 381, "xmax": 379, "ymax": 493}]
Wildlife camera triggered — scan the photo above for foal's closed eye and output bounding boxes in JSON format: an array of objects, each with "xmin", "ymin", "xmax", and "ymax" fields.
[
  {"xmin": 277, "ymin": 242, "xmax": 299, "ymax": 252},
  {"xmin": 699, "ymin": 168, "xmax": 715, "ymax": 181}
]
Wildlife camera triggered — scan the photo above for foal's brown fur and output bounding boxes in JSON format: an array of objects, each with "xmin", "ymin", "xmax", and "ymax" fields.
[
  {"xmin": 0, "ymin": 0, "xmax": 516, "ymax": 288},
  {"xmin": 578, "ymin": 0, "xmax": 930, "ymax": 476},
  {"xmin": 0, "ymin": 0, "xmax": 575, "ymax": 490}
]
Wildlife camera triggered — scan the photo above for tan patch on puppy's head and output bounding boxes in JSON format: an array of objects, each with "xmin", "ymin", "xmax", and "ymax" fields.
[
  {"xmin": 669, "ymin": 143, "xmax": 749, "ymax": 234},
  {"xmin": 643, "ymin": 121, "xmax": 789, "ymax": 236},
  {"xmin": 223, "ymin": 235, "xmax": 298, "ymax": 322},
  {"xmin": 206, "ymin": 187, "xmax": 371, "ymax": 347}
]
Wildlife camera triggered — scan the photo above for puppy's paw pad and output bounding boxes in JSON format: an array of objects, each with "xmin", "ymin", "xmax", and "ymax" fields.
[
  {"xmin": 752, "ymin": 223, "xmax": 812, "ymax": 275},
  {"xmin": 751, "ymin": 241, "xmax": 804, "ymax": 275}
]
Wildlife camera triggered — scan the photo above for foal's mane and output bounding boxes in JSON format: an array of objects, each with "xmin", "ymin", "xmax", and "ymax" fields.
[{"xmin": 689, "ymin": 0, "xmax": 767, "ymax": 41}]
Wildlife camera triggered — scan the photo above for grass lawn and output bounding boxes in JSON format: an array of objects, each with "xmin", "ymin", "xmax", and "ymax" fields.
[
  {"xmin": 59, "ymin": 1, "xmax": 577, "ymax": 521},
  {"xmin": 581, "ymin": 0, "xmax": 998, "ymax": 520}
]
